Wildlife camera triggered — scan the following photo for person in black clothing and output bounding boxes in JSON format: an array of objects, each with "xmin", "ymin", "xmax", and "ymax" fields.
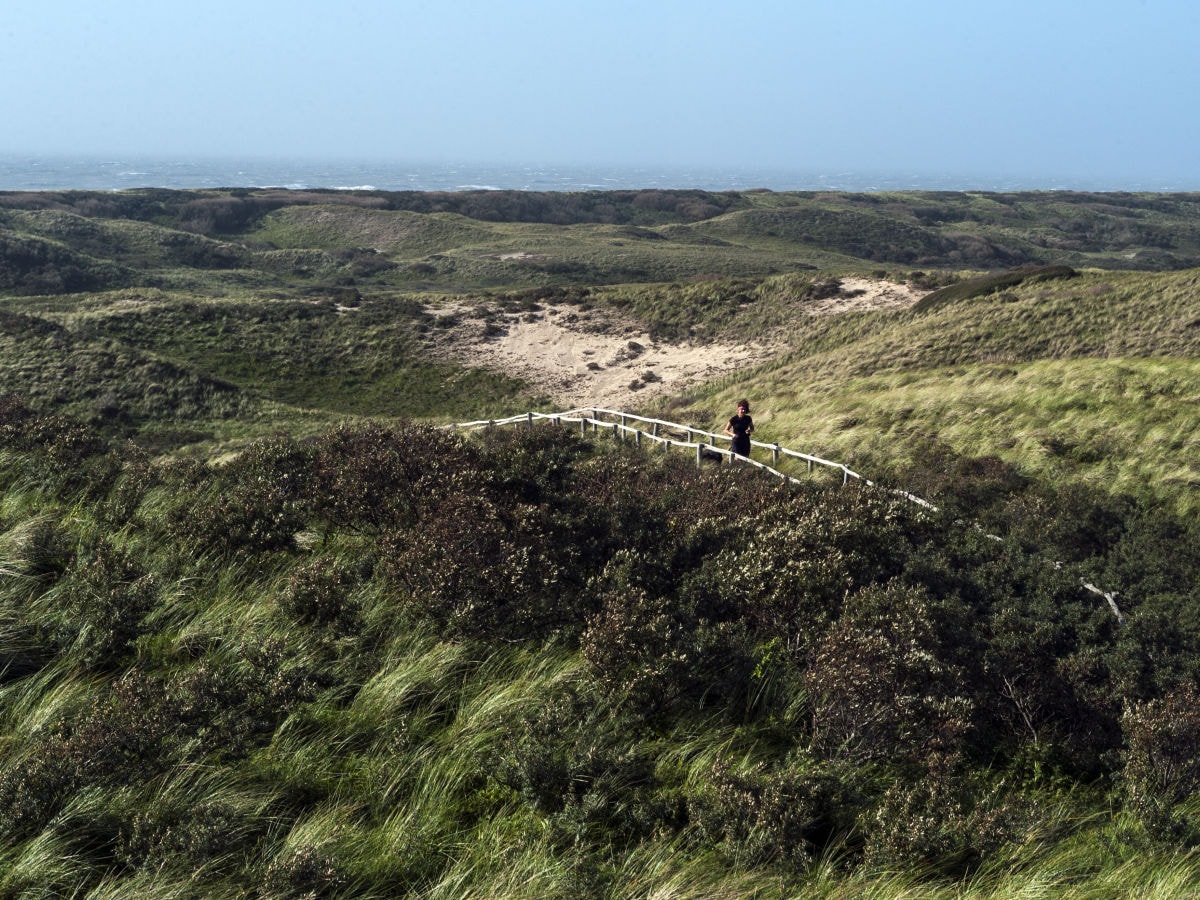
[{"xmin": 724, "ymin": 398, "xmax": 754, "ymax": 457}]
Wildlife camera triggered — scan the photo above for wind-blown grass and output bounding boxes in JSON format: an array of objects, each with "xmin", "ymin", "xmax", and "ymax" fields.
[{"xmin": 672, "ymin": 269, "xmax": 1200, "ymax": 516}]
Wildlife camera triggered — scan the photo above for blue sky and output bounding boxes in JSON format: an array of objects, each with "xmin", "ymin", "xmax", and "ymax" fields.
[{"xmin": 3, "ymin": 0, "xmax": 1197, "ymax": 186}]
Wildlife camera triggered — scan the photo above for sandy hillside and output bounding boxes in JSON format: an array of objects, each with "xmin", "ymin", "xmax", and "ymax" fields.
[{"xmin": 428, "ymin": 277, "xmax": 927, "ymax": 410}]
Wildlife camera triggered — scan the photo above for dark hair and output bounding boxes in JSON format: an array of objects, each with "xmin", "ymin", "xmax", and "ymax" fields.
[{"xmin": 736, "ymin": 399, "xmax": 750, "ymax": 413}]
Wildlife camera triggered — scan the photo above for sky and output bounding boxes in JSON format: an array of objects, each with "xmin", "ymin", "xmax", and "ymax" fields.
[{"xmin": 2, "ymin": 0, "xmax": 1198, "ymax": 187}]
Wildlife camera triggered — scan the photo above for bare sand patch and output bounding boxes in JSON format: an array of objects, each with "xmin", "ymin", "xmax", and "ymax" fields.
[{"xmin": 427, "ymin": 278, "xmax": 926, "ymax": 409}]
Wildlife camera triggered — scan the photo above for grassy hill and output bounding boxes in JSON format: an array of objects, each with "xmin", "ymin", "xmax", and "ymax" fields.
[
  {"xmin": 1, "ymin": 187, "xmax": 1199, "ymax": 897},
  {"xmin": 658, "ymin": 266, "xmax": 1200, "ymax": 518}
]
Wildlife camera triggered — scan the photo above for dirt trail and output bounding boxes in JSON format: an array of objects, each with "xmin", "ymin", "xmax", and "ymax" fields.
[{"xmin": 427, "ymin": 277, "xmax": 926, "ymax": 409}]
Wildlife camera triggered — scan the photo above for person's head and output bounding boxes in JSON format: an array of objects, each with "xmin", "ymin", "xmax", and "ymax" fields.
[{"xmin": 736, "ymin": 399, "xmax": 750, "ymax": 414}]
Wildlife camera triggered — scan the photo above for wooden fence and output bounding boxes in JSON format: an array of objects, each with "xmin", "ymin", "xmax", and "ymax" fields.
[{"xmin": 446, "ymin": 407, "xmax": 1125, "ymax": 624}]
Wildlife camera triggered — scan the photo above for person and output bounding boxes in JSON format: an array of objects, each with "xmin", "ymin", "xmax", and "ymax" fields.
[{"xmin": 724, "ymin": 399, "xmax": 754, "ymax": 458}]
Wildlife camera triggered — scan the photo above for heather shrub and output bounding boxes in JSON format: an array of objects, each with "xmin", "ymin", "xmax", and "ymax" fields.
[
  {"xmin": 278, "ymin": 555, "xmax": 360, "ymax": 634},
  {"xmin": 169, "ymin": 639, "xmax": 318, "ymax": 760},
  {"xmin": 309, "ymin": 420, "xmax": 479, "ymax": 533},
  {"xmin": 170, "ymin": 434, "xmax": 315, "ymax": 554},
  {"xmin": 702, "ymin": 487, "xmax": 916, "ymax": 653},
  {"xmin": 0, "ymin": 671, "xmax": 174, "ymax": 841},
  {"xmin": 95, "ymin": 442, "xmax": 157, "ymax": 526},
  {"xmin": 259, "ymin": 844, "xmax": 349, "ymax": 899},
  {"xmin": 495, "ymin": 681, "xmax": 662, "ymax": 843},
  {"xmin": 861, "ymin": 775, "xmax": 1040, "ymax": 876},
  {"xmin": 580, "ymin": 577, "xmax": 697, "ymax": 715},
  {"xmin": 61, "ymin": 537, "xmax": 159, "ymax": 670},
  {"xmin": 117, "ymin": 798, "xmax": 253, "ymax": 874},
  {"xmin": 1121, "ymin": 682, "xmax": 1200, "ymax": 841},
  {"xmin": 803, "ymin": 581, "xmax": 974, "ymax": 767},
  {"xmin": 978, "ymin": 555, "xmax": 1124, "ymax": 774},
  {"xmin": 0, "ymin": 395, "xmax": 108, "ymax": 467},
  {"xmin": 687, "ymin": 754, "xmax": 850, "ymax": 870},
  {"xmin": 380, "ymin": 459, "xmax": 596, "ymax": 639}
]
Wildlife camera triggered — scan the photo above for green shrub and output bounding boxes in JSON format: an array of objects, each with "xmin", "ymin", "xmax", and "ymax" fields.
[
  {"xmin": 687, "ymin": 755, "xmax": 849, "ymax": 869},
  {"xmin": 277, "ymin": 556, "xmax": 361, "ymax": 634},
  {"xmin": 803, "ymin": 581, "xmax": 974, "ymax": 767},
  {"xmin": 61, "ymin": 537, "xmax": 159, "ymax": 670},
  {"xmin": 169, "ymin": 434, "xmax": 315, "ymax": 555},
  {"xmin": 861, "ymin": 775, "xmax": 1039, "ymax": 877},
  {"xmin": 1121, "ymin": 682, "xmax": 1200, "ymax": 841}
]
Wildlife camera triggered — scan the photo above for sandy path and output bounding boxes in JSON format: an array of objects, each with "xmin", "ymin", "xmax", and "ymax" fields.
[{"xmin": 427, "ymin": 277, "xmax": 925, "ymax": 409}]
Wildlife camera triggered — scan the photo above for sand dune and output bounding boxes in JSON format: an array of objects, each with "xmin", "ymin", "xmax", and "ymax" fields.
[{"xmin": 428, "ymin": 277, "xmax": 926, "ymax": 408}]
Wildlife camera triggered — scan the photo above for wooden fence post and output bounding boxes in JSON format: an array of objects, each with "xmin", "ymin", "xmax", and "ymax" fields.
[
  {"xmin": 773, "ymin": 443, "xmax": 780, "ymax": 465},
  {"xmin": 696, "ymin": 443, "xmax": 704, "ymax": 467}
]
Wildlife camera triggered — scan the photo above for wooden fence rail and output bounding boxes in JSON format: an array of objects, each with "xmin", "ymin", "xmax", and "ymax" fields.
[{"xmin": 446, "ymin": 407, "xmax": 1123, "ymax": 622}]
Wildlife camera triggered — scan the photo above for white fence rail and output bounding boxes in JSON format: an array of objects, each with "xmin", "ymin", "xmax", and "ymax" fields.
[{"xmin": 446, "ymin": 407, "xmax": 1124, "ymax": 623}]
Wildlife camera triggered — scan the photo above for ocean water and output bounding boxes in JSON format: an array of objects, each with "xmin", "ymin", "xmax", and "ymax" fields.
[{"xmin": 0, "ymin": 154, "xmax": 1186, "ymax": 193}]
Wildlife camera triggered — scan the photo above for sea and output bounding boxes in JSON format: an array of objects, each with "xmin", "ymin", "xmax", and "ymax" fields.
[{"xmin": 0, "ymin": 154, "xmax": 1189, "ymax": 194}]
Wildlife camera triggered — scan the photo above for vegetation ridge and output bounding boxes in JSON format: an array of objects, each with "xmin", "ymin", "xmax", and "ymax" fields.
[{"xmin": 1, "ymin": 187, "xmax": 1197, "ymax": 897}]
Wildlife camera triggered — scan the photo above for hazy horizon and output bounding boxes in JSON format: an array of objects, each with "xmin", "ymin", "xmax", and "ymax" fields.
[
  {"xmin": 3, "ymin": 151, "xmax": 1193, "ymax": 194},
  {"xmin": 3, "ymin": 1, "xmax": 1197, "ymax": 190}
]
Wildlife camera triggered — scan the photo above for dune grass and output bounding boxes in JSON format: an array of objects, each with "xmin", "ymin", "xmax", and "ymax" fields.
[
  {"xmin": 2, "ymin": 188, "xmax": 1199, "ymax": 897},
  {"xmin": 667, "ymin": 268, "xmax": 1200, "ymax": 516}
]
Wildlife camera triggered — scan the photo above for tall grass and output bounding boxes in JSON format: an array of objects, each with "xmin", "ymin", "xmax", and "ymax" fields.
[{"xmin": 673, "ymin": 269, "xmax": 1200, "ymax": 516}]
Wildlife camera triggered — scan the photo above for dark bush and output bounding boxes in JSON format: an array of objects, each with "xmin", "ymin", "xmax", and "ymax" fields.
[
  {"xmin": 976, "ymin": 554, "xmax": 1124, "ymax": 775},
  {"xmin": 259, "ymin": 845, "xmax": 349, "ymax": 899},
  {"xmin": 687, "ymin": 755, "xmax": 850, "ymax": 869},
  {"xmin": 1121, "ymin": 682, "xmax": 1200, "ymax": 841},
  {"xmin": 495, "ymin": 681, "xmax": 662, "ymax": 844},
  {"xmin": 118, "ymin": 798, "xmax": 252, "ymax": 873},
  {"xmin": 61, "ymin": 537, "xmax": 159, "ymax": 670},
  {"xmin": 0, "ymin": 671, "xmax": 174, "ymax": 840},
  {"xmin": 699, "ymin": 488, "xmax": 916, "ymax": 653},
  {"xmin": 278, "ymin": 556, "xmax": 360, "ymax": 634},
  {"xmin": 580, "ymin": 573, "xmax": 697, "ymax": 715},
  {"xmin": 169, "ymin": 639, "xmax": 318, "ymax": 760},
  {"xmin": 861, "ymin": 775, "xmax": 1040, "ymax": 877},
  {"xmin": 803, "ymin": 581, "xmax": 974, "ymax": 767},
  {"xmin": 309, "ymin": 421, "xmax": 479, "ymax": 533},
  {"xmin": 381, "ymin": 492, "xmax": 576, "ymax": 640},
  {"xmin": 0, "ymin": 395, "xmax": 110, "ymax": 476},
  {"xmin": 171, "ymin": 434, "xmax": 315, "ymax": 554}
]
